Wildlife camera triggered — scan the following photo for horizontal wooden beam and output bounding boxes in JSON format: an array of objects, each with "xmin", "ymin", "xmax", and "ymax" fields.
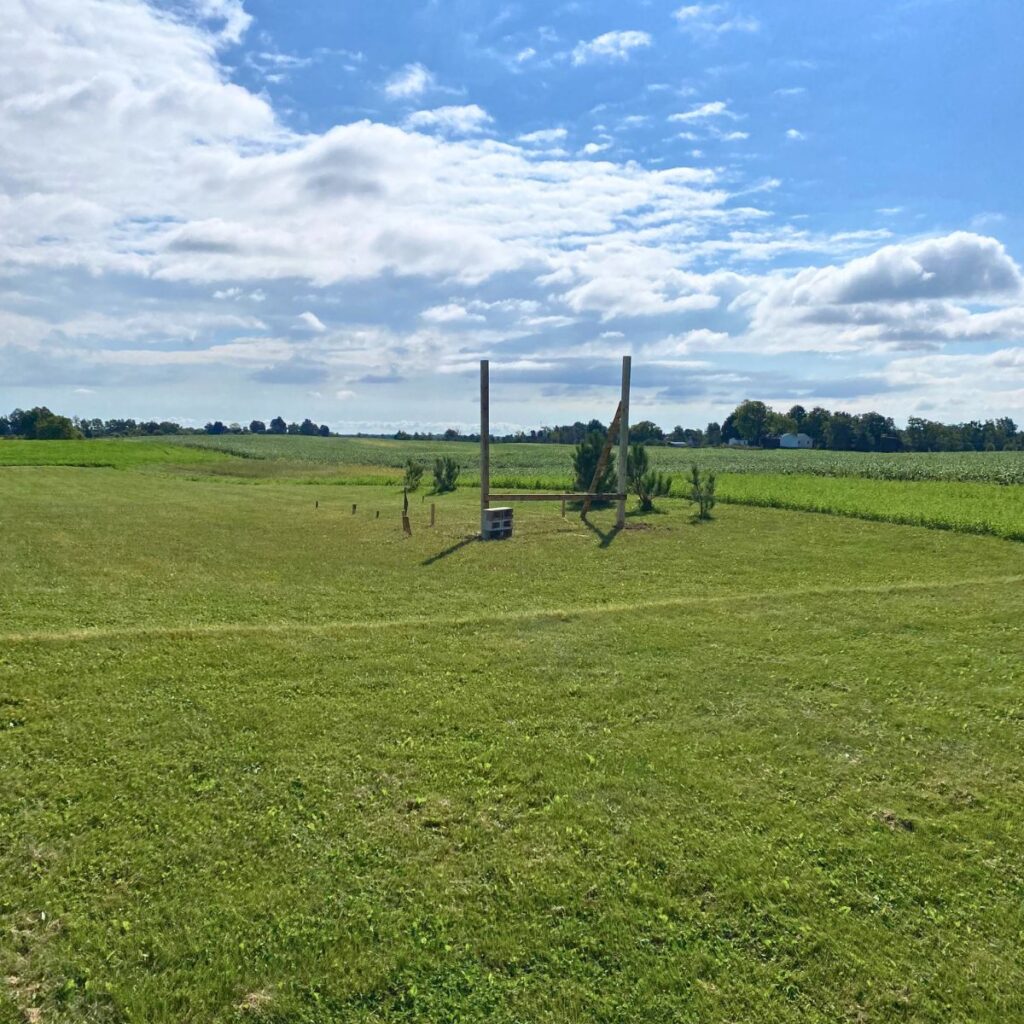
[{"xmin": 486, "ymin": 493, "xmax": 626, "ymax": 502}]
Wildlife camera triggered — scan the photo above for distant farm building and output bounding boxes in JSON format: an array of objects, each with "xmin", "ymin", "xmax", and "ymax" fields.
[
  {"xmin": 728, "ymin": 438, "xmax": 750, "ymax": 447},
  {"xmin": 779, "ymin": 432, "xmax": 813, "ymax": 449}
]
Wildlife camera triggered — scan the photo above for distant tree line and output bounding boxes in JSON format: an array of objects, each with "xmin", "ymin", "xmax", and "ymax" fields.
[
  {"xmin": 712, "ymin": 401, "xmax": 1021, "ymax": 452},
  {"xmin": 4, "ymin": 402, "xmax": 1020, "ymax": 452},
  {"xmin": 393, "ymin": 403, "xmax": 1022, "ymax": 453},
  {"xmin": 0, "ymin": 408, "xmax": 333, "ymax": 440}
]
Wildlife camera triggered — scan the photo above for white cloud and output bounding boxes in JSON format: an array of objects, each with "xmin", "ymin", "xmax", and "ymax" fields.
[
  {"xmin": 514, "ymin": 47, "xmax": 536, "ymax": 63},
  {"xmin": 517, "ymin": 127, "xmax": 568, "ymax": 144},
  {"xmin": 669, "ymin": 101, "xmax": 739, "ymax": 122},
  {"xmin": 405, "ymin": 105, "xmax": 493, "ymax": 135},
  {"xmin": 571, "ymin": 30, "xmax": 652, "ymax": 66},
  {"xmin": 673, "ymin": 5, "xmax": 760, "ymax": 35},
  {"xmin": 298, "ymin": 312, "xmax": 326, "ymax": 332},
  {"xmin": 420, "ymin": 303, "xmax": 486, "ymax": 324},
  {"xmin": 581, "ymin": 142, "xmax": 611, "ymax": 155},
  {"xmin": 194, "ymin": 0, "xmax": 253, "ymax": 44},
  {"xmin": 785, "ymin": 128, "xmax": 806, "ymax": 140},
  {"xmin": 384, "ymin": 63, "xmax": 434, "ymax": 100},
  {"xmin": 778, "ymin": 233, "xmax": 1022, "ymax": 306},
  {"xmin": 742, "ymin": 233, "xmax": 1024, "ymax": 353}
]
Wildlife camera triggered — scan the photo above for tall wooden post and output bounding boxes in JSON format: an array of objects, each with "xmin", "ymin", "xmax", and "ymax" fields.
[
  {"xmin": 480, "ymin": 359, "xmax": 490, "ymax": 539},
  {"xmin": 616, "ymin": 355, "xmax": 631, "ymax": 528}
]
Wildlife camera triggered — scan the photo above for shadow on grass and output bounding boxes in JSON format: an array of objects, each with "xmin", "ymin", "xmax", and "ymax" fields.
[
  {"xmin": 582, "ymin": 517, "xmax": 623, "ymax": 549},
  {"xmin": 421, "ymin": 535, "xmax": 478, "ymax": 566}
]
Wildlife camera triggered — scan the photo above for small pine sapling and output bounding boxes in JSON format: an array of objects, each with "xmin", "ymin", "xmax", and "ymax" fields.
[
  {"xmin": 432, "ymin": 456, "xmax": 461, "ymax": 494},
  {"xmin": 403, "ymin": 459, "xmax": 424, "ymax": 492},
  {"xmin": 688, "ymin": 464, "xmax": 716, "ymax": 519},
  {"xmin": 627, "ymin": 443, "xmax": 672, "ymax": 512}
]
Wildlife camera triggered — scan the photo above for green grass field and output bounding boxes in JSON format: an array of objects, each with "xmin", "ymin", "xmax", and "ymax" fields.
[
  {"xmin": 4, "ymin": 435, "xmax": 1024, "ymax": 540},
  {"xmin": 2, "ymin": 447, "xmax": 1024, "ymax": 1022}
]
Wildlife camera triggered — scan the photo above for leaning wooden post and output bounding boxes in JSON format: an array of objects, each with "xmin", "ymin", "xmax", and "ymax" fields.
[
  {"xmin": 616, "ymin": 355, "xmax": 631, "ymax": 529},
  {"xmin": 480, "ymin": 359, "xmax": 490, "ymax": 539}
]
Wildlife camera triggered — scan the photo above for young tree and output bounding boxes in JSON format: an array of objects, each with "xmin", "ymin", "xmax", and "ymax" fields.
[
  {"xmin": 403, "ymin": 459, "xmax": 424, "ymax": 491},
  {"xmin": 627, "ymin": 443, "xmax": 671, "ymax": 512},
  {"xmin": 687, "ymin": 464, "xmax": 716, "ymax": 520},
  {"xmin": 432, "ymin": 456, "xmax": 460, "ymax": 493},
  {"xmin": 571, "ymin": 431, "xmax": 615, "ymax": 495}
]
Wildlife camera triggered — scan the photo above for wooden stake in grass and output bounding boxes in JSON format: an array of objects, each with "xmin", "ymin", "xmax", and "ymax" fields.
[
  {"xmin": 352, "ymin": 504, "xmax": 357, "ymax": 515},
  {"xmin": 402, "ymin": 488, "xmax": 412, "ymax": 536},
  {"xmin": 430, "ymin": 503, "xmax": 436, "ymax": 527}
]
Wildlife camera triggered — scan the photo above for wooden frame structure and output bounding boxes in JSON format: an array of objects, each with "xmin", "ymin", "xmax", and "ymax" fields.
[{"xmin": 479, "ymin": 356, "xmax": 632, "ymax": 537}]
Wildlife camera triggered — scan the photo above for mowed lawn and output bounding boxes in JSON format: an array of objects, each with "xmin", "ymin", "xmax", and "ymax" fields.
[{"xmin": 2, "ymin": 467, "xmax": 1024, "ymax": 1022}]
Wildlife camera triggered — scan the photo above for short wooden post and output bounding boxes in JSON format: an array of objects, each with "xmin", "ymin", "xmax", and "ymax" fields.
[
  {"xmin": 375, "ymin": 510, "xmax": 380, "ymax": 519},
  {"xmin": 315, "ymin": 500, "xmax": 319, "ymax": 509},
  {"xmin": 616, "ymin": 355, "xmax": 631, "ymax": 529},
  {"xmin": 480, "ymin": 359, "xmax": 490, "ymax": 538},
  {"xmin": 430, "ymin": 503, "xmax": 436, "ymax": 527},
  {"xmin": 561, "ymin": 498, "xmax": 566, "ymax": 518},
  {"xmin": 351, "ymin": 503, "xmax": 357, "ymax": 515},
  {"xmin": 402, "ymin": 515, "xmax": 412, "ymax": 536}
]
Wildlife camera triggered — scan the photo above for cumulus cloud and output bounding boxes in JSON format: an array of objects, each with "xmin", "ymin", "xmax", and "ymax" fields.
[
  {"xmin": 778, "ymin": 233, "xmax": 1022, "ymax": 306},
  {"xmin": 571, "ymin": 30, "xmax": 652, "ymax": 66},
  {"xmin": 785, "ymin": 128, "xmax": 806, "ymax": 140},
  {"xmin": 743, "ymin": 233, "xmax": 1024, "ymax": 352},
  {"xmin": 405, "ymin": 104, "xmax": 493, "ymax": 135},
  {"xmin": 384, "ymin": 63, "xmax": 434, "ymax": 99}
]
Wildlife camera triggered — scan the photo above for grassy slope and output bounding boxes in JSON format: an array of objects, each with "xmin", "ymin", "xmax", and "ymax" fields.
[{"xmin": 2, "ymin": 468, "xmax": 1024, "ymax": 1022}]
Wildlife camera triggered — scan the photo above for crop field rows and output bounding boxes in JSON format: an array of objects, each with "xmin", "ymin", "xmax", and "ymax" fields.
[{"xmin": 158, "ymin": 433, "xmax": 1024, "ymax": 484}]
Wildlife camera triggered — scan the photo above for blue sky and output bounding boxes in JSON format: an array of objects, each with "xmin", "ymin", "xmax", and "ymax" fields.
[{"xmin": 2, "ymin": 0, "xmax": 1023, "ymax": 431}]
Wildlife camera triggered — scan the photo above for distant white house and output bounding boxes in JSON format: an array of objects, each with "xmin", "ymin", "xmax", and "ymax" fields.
[
  {"xmin": 780, "ymin": 432, "xmax": 813, "ymax": 449},
  {"xmin": 728, "ymin": 438, "xmax": 750, "ymax": 447}
]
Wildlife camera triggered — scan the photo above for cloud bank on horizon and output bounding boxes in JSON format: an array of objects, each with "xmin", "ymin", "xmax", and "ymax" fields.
[{"xmin": 1, "ymin": 0, "xmax": 1022, "ymax": 431}]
